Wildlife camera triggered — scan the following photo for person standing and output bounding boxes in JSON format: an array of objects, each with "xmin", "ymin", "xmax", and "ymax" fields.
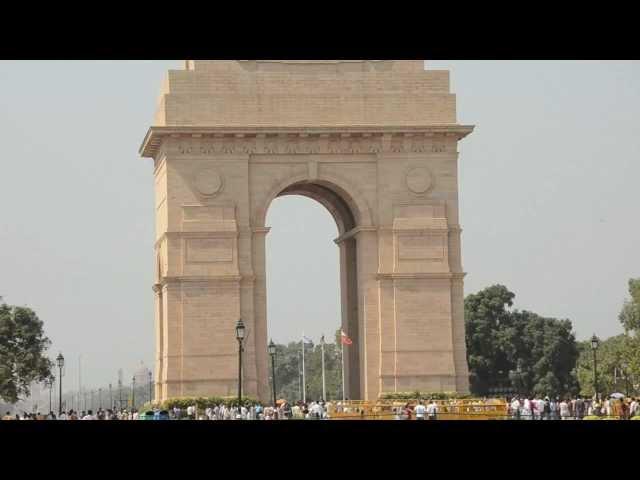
[
  {"xmin": 403, "ymin": 403, "xmax": 413, "ymax": 420},
  {"xmin": 550, "ymin": 398, "xmax": 559, "ymax": 419},
  {"xmin": 82, "ymin": 410, "xmax": 96, "ymax": 420},
  {"xmin": 415, "ymin": 401, "xmax": 426, "ymax": 420},
  {"xmin": 536, "ymin": 397, "xmax": 545, "ymax": 420},
  {"xmin": 510, "ymin": 397, "xmax": 520, "ymax": 420},
  {"xmin": 427, "ymin": 399, "xmax": 438, "ymax": 420},
  {"xmin": 522, "ymin": 398, "xmax": 532, "ymax": 420},
  {"xmin": 575, "ymin": 397, "xmax": 585, "ymax": 420},
  {"xmin": 559, "ymin": 399, "xmax": 570, "ymax": 420},
  {"xmin": 543, "ymin": 397, "xmax": 551, "ymax": 420}
]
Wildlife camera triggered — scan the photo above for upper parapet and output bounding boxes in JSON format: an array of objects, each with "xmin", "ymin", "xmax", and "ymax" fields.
[{"xmin": 153, "ymin": 60, "xmax": 457, "ymax": 127}]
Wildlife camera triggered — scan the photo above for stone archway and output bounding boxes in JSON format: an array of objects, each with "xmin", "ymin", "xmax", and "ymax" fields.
[
  {"xmin": 258, "ymin": 176, "xmax": 366, "ymax": 401},
  {"xmin": 140, "ymin": 60, "xmax": 474, "ymax": 403}
]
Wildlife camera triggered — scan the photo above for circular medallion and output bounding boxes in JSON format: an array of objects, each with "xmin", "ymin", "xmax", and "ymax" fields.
[
  {"xmin": 194, "ymin": 169, "xmax": 223, "ymax": 196},
  {"xmin": 406, "ymin": 167, "xmax": 433, "ymax": 194}
]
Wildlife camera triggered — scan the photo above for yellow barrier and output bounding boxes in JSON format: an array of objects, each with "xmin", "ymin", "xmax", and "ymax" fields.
[{"xmin": 327, "ymin": 399, "xmax": 509, "ymax": 420}]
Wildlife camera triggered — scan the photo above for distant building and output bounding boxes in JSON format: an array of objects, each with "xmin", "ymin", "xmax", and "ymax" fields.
[{"xmin": 133, "ymin": 362, "xmax": 152, "ymax": 386}]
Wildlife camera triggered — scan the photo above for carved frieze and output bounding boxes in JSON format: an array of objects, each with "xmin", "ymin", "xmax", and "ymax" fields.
[{"xmin": 162, "ymin": 133, "xmax": 455, "ymax": 157}]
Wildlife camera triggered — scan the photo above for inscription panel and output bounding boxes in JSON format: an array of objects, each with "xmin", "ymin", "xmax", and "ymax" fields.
[
  {"xmin": 185, "ymin": 239, "xmax": 233, "ymax": 263},
  {"xmin": 398, "ymin": 234, "xmax": 445, "ymax": 260}
]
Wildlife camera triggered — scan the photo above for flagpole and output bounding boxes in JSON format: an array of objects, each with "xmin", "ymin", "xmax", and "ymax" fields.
[
  {"xmin": 341, "ymin": 335, "xmax": 346, "ymax": 403},
  {"xmin": 321, "ymin": 335, "xmax": 326, "ymax": 401},
  {"xmin": 298, "ymin": 351, "xmax": 302, "ymax": 402},
  {"xmin": 302, "ymin": 333, "xmax": 306, "ymax": 404}
]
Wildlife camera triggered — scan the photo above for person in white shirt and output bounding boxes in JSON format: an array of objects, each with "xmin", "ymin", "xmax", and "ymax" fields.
[
  {"xmin": 414, "ymin": 401, "xmax": 426, "ymax": 420},
  {"xmin": 510, "ymin": 397, "xmax": 521, "ymax": 419},
  {"xmin": 559, "ymin": 400, "xmax": 570, "ymax": 420},
  {"xmin": 536, "ymin": 397, "xmax": 545, "ymax": 420},
  {"xmin": 630, "ymin": 398, "xmax": 638, "ymax": 417},
  {"xmin": 427, "ymin": 400, "xmax": 438, "ymax": 420},
  {"xmin": 522, "ymin": 398, "xmax": 532, "ymax": 420},
  {"xmin": 311, "ymin": 401, "xmax": 323, "ymax": 419}
]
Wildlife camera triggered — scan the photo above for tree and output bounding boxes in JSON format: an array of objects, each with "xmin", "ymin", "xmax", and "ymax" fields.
[
  {"xmin": 575, "ymin": 334, "xmax": 638, "ymax": 397},
  {"xmin": 0, "ymin": 303, "xmax": 54, "ymax": 403},
  {"xmin": 271, "ymin": 330, "xmax": 343, "ymax": 403},
  {"xmin": 464, "ymin": 285, "xmax": 579, "ymax": 398},
  {"xmin": 617, "ymin": 277, "xmax": 640, "ymax": 393},
  {"xmin": 464, "ymin": 285, "xmax": 515, "ymax": 394},
  {"xmin": 619, "ymin": 278, "xmax": 640, "ymax": 333}
]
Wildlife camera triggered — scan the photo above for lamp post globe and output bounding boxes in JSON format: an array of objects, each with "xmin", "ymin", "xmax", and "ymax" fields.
[
  {"xmin": 235, "ymin": 319, "xmax": 246, "ymax": 341},
  {"xmin": 56, "ymin": 353, "xmax": 64, "ymax": 416},
  {"xmin": 268, "ymin": 339, "xmax": 277, "ymax": 407},
  {"xmin": 235, "ymin": 319, "xmax": 245, "ymax": 411}
]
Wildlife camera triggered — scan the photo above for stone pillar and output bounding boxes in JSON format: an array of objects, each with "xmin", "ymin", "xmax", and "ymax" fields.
[
  {"xmin": 337, "ymin": 237, "xmax": 360, "ymax": 400},
  {"xmin": 355, "ymin": 228, "xmax": 381, "ymax": 401},
  {"xmin": 152, "ymin": 283, "xmax": 163, "ymax": 402},
  {"xmin": 251, "ymin": 227, "xmax": 271, "ymax": 403}
]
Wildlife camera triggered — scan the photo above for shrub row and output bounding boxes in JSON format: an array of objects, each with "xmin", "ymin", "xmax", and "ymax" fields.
[
  {"xmin": 379, "ymin": 391, "xmax": 475, "ymax": 401},
  {"xmin": 138, "ymin": 396, "xmax": 260, "ymax": 412}
]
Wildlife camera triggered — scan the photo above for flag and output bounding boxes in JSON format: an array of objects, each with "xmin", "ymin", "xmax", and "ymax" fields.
[
  {"xmin": 302, "ymin": 335, "xmax": 313, "ymax": 344},
  {"xmin": 341, "ymin": 330, "xmax": 353, "ymax": 345}
]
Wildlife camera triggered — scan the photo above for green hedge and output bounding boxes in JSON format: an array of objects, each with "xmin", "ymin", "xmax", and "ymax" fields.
[
  {"xmin": 379, "ymin": 391, "xmax": 475, "ymax": 401},
  {"xmin": 160, "ymin": 396, "xmax": 260, "ymax": 411}
]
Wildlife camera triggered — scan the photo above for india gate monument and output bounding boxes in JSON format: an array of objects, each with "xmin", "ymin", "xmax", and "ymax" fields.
[{"xmin": 139, "ymin": 60, "xmax": 473, "ymax": 403}]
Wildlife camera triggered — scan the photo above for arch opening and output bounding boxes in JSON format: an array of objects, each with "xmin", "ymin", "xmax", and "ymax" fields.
[{"xmin": 263, "ymin": 180, "xmax": 362, "ymax": 401}]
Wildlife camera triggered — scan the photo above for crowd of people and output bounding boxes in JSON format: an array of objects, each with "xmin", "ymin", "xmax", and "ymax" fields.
[
  {"xmin": 2, "ymin": 408, "xmax": 147, "ymax": 420},
  {"xmin": 508, "ymin": 395, "xmax": 640, "ymax": 419},
  {"xmin": 0, "ymin": 400, "xmax": 334, "ymax": 421},
  {"xmin": 3, "ymin": 395, "xmax": 639, "ymax": 420},
  {"xmin": 178, "ymin": 399, "xmax": 332, "ymax": 420}
]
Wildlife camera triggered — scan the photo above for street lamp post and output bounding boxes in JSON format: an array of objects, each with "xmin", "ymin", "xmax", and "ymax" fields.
[
  {"xmin": 268, "ymin": 339, "xmax": 277, "ymax": 406},
  {"xmin": 109, "ymin": 383, "xmax": 112, "ymax": 410},
  {"xmin": 56, "ymin": 353, "xmax": 64, "ymax": 416},
  {"xmin": 148, "ymin": 370, "xmax": 153, "ymax": 406},
  {"xmin": 591, "ymin": 334, "xmax": 600, "ymax": 399},
  {"xmin": 44, "ymin": 378, "xmax": 53, "ymax": 414},
  {"xmin": 99, "ymin": 388, "xmax": 102, "ymax": 410},
  {"xmin": 132, "ymin": 376, "xmax": 136, "ymax": 410},
  {"xmin": 622, "ymin": 362, "xmax": 630, "ymax": 397},
  {"xmin": 235, "ymin": 319, "xmax": 246, "ymax": 409},
  {"xmin": 91, "ymin": 390, "xmax": 94, "ymax": 411}
]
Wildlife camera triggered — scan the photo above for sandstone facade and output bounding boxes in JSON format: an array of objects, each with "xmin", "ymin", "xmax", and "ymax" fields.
[{"xmin": 139, "ymin": 60, "xmax": 473, "ymax": 402}]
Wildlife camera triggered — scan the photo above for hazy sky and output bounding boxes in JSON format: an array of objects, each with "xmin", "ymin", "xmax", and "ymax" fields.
[{"xmin": 1, "ymin": 60, "xmax": 638, "ymax": 392}]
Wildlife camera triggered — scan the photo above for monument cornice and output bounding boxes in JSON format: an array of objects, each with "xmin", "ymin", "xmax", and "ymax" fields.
[
  {"xmin": 159, "ymin": 275, "xmax": 244, "ymax": 285},
  {"xmin": 376, "ymin": 272, "xmax": 467, "ymax": 280},
  {"xmin": 139, "ymin": 125, "xmax": 474, "ymax": 158}
]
